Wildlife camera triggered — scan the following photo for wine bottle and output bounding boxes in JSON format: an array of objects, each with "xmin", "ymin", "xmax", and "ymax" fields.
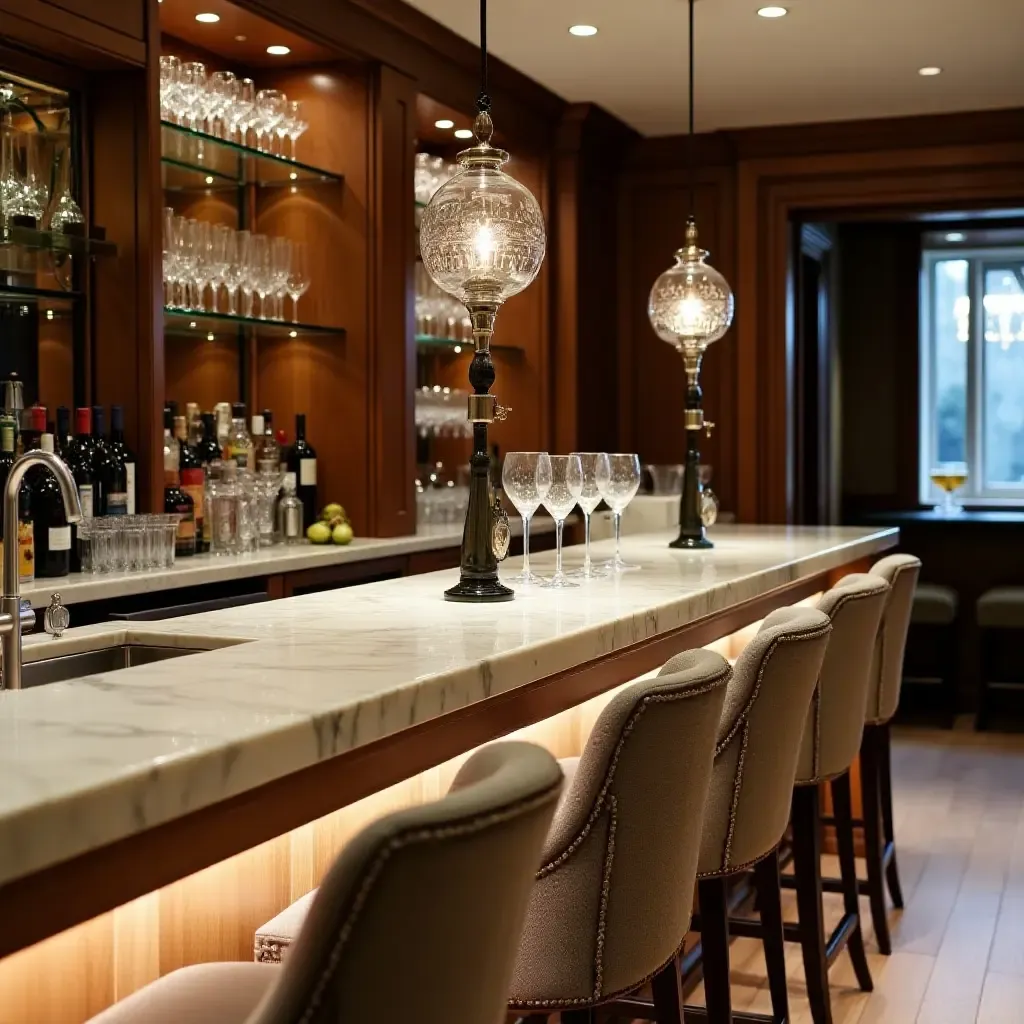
[
  {"xmin": 33, "ymin": 433, "xmax": 71, "ymax": 577},
  {"xmin": 55, "ymin": 407, "xmax": 71, "ymax": 459},
  {"xmin": 68, "ymin": 407, "xmax": 95, "ymax": 519},
  {"xmin": 196, "ymin": 412, "xmax": 222, "ymax": 466},
  {"xmin": 175, "ymin": 414, "xmax": 207, "ymax": 554},
  {"xmin": 92, "ymin": 406, "xmax": 128, "ymax": 516},
  {"xmin": 109, "ymin": 405, "xmax": 137, "ymax": 515},
  {"xmin": 163, "ymin": 411, "xmax": 195, "ymax": 558},
  {"xmin": 0, "ymin": 420, "xmax": 15, "ymax": 553},
  {"xmin": 18, "ymin": 425, "xmax": 40, "ymax": 583},
  {"xmin": 287, "ymin": 413, "xmax": 317, "ymax": 530}
]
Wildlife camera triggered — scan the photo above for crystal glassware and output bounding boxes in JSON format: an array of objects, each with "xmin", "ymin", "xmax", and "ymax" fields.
[
  {"xmin": 540, "ymin": 454, "xmax": 584, "ymax": 589},
  {"xmin": 930, "ymin": 463, "xmax": 968, "ymax": 516},
  {"xmin": 254, "ymin": 88, "xmax": 286, "ymax": 152},
  {"xmin": 287, "ymin": 240, "xmax": 311, "ymax": 321},
  {"xmin": 250, "ymin": 233, "xmax": 272, "ymax": 319},
  {"xmin": 566, "ymin": 452, "xmax": 610, "ymax": 580},
  {"xmin": 271, "ymin": 236, "xmax": 291, "ymax": 320},
  {"xmin": 285, "ymin": 100, "xmax": 308, "ymax": 160},
  {"xmin": 598, "ymin": 453, "xmax": 642, "ymax": 572},
  {"xmin": 159, "ymin": 55, "xmax": 181, "ymax": 121},
  {"xmin": 501, "ymin": 452, "xmax": 552, "ymax": 585}
]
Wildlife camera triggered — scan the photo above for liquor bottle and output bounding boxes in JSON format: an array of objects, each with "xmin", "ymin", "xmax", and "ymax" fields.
[
  {"xmin": 214, "ymin": 402, "xmax": 232, "ymax": 449},
  {"xmin": 109, "ymin": 405, "xmax": 137, "ymax": 515},
  {"xmin": 92, "ymin": 406, "xmax": 128, "ymax": 516},
  {"xmin": 0, "ymin": 420, "xmax": 14, "ymax": 556},
  {"xmin": 33, "ymin": 433, "xmax": 71, "ymax": 578},
  {"xmin": 254, "ymin": 409, "xmax": 280, "ymax": 472},
  {"xmin": 287, "ymin": 413, "xmax": 317, "ymax": 530},
  {"xmin": 18, "ymin": 424, "xmax": 40, "ymax": 583},
  {"xmin": 174, "ymin": 414, "xmax": 206, "ymax": 553},
  {"xmin": 277, "ymin": 472, "xmax": 304, "ymax": 543},
  {"xmin": 163, "ymin": 412, "xmax": 196, "ymax": 558},
  {"xmin": 226, "ymin": 402, "xmax": 252, "ymax": 469},
  {"xmin": 185, "ymin": 402, "xmax": 202, "ymax": 446}
]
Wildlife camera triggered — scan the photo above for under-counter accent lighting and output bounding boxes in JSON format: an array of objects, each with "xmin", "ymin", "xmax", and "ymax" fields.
[
  {"xmin": 207, "ymin": 332, "xmax": 215, "ymax": 341},
  {"xmin": 195, "ymin": 13, "xmax": 220, "ymax": 23},
  {"xmin": 454, "ymin": 128, "xmax": 474, "ymax": 139},
  {"xmin": 434, "ymin": 119, "xmax": 455, "ymax": 129},
  {"xmin": 289, "ymin": 171, "xmax": 298, "ymax": 180},
  {"xmin": 453, "ymin": 344, "xmax": 462, "ymax": 353},
  {"xmin": 569, "ymin": 24, "xmax": 598, "ymax": 36},
  {"xmin": 289, "ymin": 330, "xmax": 298, "ymax": 338},
  {"xmin": 267, "ymin": 45, "xmax": 291, "ymax": 56},
  {"xmin": 757, "ymin": 6, "xmax": 788, "ymax": 17},
  {"xmin": 945, "ymin": 232, "xmax": 965, "ymax": 242},
  {"xmin": 918, "ymin": 66, "xmax": 942, "ymax": 76}
]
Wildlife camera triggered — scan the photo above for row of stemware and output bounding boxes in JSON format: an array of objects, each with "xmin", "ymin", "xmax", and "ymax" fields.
[
  {"xmin": 502, "ymin": 452, "xmax": 642, "ymax": 590},
  {"xmin": 159, "ymin": 55, "xmax": 308, "ymax": 158},
  {"xmin": 162, "ymin": 210, "xmax": 310, "ymax": 320}
]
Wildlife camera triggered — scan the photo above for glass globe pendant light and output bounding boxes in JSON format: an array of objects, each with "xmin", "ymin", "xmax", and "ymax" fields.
[
  {"xmin": 419, "ymin": 0, "xmax": 546, "ymax": 602},
  {"xmin": 648, "ymin": 0, "xmax": 735, "ymax": 550}
]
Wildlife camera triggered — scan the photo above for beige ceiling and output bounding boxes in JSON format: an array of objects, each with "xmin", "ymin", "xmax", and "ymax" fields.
[{"xmin": 404, "ymin": 0, "xmax": 1024, "ymax": 136}]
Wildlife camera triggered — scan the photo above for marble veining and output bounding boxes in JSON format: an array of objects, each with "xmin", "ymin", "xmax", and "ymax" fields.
[{"xmin": 0, "ymin": 525, "xmax": 895, "ymax": 888}]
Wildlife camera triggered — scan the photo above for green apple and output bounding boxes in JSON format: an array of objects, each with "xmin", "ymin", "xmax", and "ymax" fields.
[
  {"xmin": 321, "ymin": 503, "xmax": 345, "ymax": 522},
  {"xmin": 332, "ymin": 522, "xmax": 354, "ymax": 545},
  {"xmin": 307, "ymin": 521, "xmax": 332, "ymax": 544}
]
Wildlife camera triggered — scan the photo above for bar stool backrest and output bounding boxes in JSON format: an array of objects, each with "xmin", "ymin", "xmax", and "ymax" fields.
[
  {"xmin": 507, "ymin": 650, "xmax": 731, "ymax": 1008},
  {"xmin": 795, "ymin": 574, "xmax": 890, "ymax": 784},
  {"xmin": 867, "ymin": 554, "xmax": 922, "ymax": 725},
  {"xmin": 698, "ymin": 606, "xmax": 832, "ymax": 876},
  {"xmin": 247, "ymin": 741, "xmax": 562, "ymax": 1024}
]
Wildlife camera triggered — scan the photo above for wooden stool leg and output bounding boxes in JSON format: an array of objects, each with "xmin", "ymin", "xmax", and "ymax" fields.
[
  {"xmin": 652, "ymin": 955, "xmax": 687, "ymax": 1024},
  {"xmin": 791, "ymin": 785, "xmax": 833, "ymax": 1024},
  {"xmin": 977, "ymin": 626, "xmax": 991, "ymax": 732},
  {"xmin": 860, "ymin": 728, "xmax": 892, "ymax": 955},
  {"xmin": 697, "ymin": 876, "xmax": 733, "ymax": 1024},
  {"xmin": 831, "ymin": 772, "xmax": 874, "ymax": 992},
  {"xmin": 753, "ymin": 848, "xmax": 790, "ymax": 1023},
  {"xmin": 561, "ymin": 1010, "xmax": 594, "ymax": 1024},
  {"xmin": 876, "ymin": 722, "xmax": 905, "ymax": 910}
]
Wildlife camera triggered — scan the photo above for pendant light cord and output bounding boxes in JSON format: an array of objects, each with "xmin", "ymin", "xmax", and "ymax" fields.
[
  {"xmin": 687, "ymin": 0, "xmax": 696, "ymax": 221},
  {"xmin": 477, "ymin": 0, "xmax": 491, "ymax": 113}
]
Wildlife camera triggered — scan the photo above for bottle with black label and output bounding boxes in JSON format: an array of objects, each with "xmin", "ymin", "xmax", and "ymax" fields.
[
  {"xmin": 164, "ymin": 411, "xmax": 195, "ymax": 558},
  {"xmin": 175, "ymin": 414, "xmax": 206, "ymax": 553},
  {"xmin": 33, "ymin": 433, "xmax": 71, "ymax": 577},
  {"xmin": 287, "ymin": 413, "xmax": 317, "ymax": 530},
  {"xmin": 92, "ymin": 406, "xmax": 128, "ymax": 516},
  {"xmin": 109, "ymin": 405, "xmax": 137, "ymax": 515}
]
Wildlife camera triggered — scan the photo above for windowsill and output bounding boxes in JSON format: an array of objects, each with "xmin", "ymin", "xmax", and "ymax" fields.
[{"xmin": 865, "ymin": 508, "xmax": 1024, "ymax": 524}]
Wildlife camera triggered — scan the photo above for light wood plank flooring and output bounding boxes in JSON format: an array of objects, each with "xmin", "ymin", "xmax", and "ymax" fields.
[{"xmin": 688, "ymin": 725, "xmax": 1024, "ymax": 1024}]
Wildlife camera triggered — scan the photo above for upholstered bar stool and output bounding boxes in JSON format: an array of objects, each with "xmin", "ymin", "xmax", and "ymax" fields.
[
  {"xmin": 772, "ymin": 573, "xmax": 890, "ymax": 1024},
  {"xmin": 85, "ymin": 741, "xmax": 563, "ymax": 1024},
  {"xmin": 507, "ymin": 650, "xmax": 732, "ymax": 1024},
  {"xmin": 977, "ymin": 586, "xmax": 1024, "ymax": 730},
  {"xmin": 687, "ymin": 606, "xmax": 833, "ymax": 1024},
  {"xmin": 906, "ymin": 581, "xmax": 958, "ymax": 724}
]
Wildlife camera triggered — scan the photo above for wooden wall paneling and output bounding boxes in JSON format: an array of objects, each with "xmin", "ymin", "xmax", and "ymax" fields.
[
  {"xmin": 89, "ymin": 0, "xmax": 165, "ymax": 513},
  {"xmin": 370, "ymin": 64, "xmax": 417, "ymax": 536},
  {"xmin": 255, "ymin": 64, "xmax": 369, "ymax": 531},
  {"xmin": 38, "ymin": 315, "xmax": 75, "ymax": 413}
]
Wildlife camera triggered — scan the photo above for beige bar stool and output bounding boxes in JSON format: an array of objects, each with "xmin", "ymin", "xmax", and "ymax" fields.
[
  {"xmin": 906, "ymin": 581, "xmax": 957, "ymax": 725},
  {"xmin": 766, "ymin": 573, "xmax": 890, "ymax": 1024},
  {"xmin": 507, "ymin": 650, "xmax": 732, "ymax": 1024},
  {"xmin": 687, "ymin": 606, "xmax": 833, "ymax": 1024},
  {"xmin": 85, "ymin": 741, "xmax": 563, "ymax": 1024},
  {"xmin": 977, "ymin": 586, "xmax": 1024, "ymax": 730}
]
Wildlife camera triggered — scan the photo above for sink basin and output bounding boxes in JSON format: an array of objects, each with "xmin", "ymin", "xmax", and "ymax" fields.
[{"xmin": 21, "ymin": 644, "xmax": 205, "ymax": 689}]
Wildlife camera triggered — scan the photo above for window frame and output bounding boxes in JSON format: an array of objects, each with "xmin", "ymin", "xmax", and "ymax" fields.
[{"xmin": 920, "ymin": 245, "xmax": 1024, "ymax": 506}]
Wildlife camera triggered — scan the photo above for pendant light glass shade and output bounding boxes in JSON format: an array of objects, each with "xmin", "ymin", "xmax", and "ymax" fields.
[
  {"xmin": 648, "ymin": 220, "xmax": 734, "ymax": 355},
  {"xmin": 419, "ymin": 111, "xmax": 545, "ymax": 310}
]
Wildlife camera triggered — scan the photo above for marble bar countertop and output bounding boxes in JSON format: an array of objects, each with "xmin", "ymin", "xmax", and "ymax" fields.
[
  {"xmin": 20, "ymin": 517, "xmax": 556, "ymax": 610},
  {"xmin": 0, "ymin": 524, "xmax": 896, "ymax": 889}
]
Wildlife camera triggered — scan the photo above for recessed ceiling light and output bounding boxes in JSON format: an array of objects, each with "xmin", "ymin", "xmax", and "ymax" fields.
[
  {"xmin": 454, "ymin": 128, "xmax": 474, "ymax": 139},
  {"xmin": 568, "ymin": 24, "xmax": 598, "ymax": 37},
  {"xmin": 757, "ymin": 6, "xmax": 788, "ymax": 17},
  {"xmin": 204, "ymin": 175, "xmax": 214, "ymax": 184},
  {"xmin": 195, "ymin": 12, "xmax": 220, "ymax": 23},
  {"xmin": 235, "ymin": 35, "xmax": 247, "ymax": 42},
  {"xmin": 945, "ymin": 232, "xmax": 965, "ymax": 242},
  {"xmin": 267, "ymin": 45, "xmax": 291, "ymax": 56},
  {"xmin": 918, "ymin": 66, "xmax": 942, "ymax": 76},
  {"xmin": 434, "ymin": 119, "xmax": 455, "ymax": 129}
]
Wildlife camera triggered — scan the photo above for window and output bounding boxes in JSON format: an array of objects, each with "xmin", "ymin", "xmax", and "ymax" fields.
[{"xmin": 920, "ymin": 246, "xmax": 1024, "ymax": 504}]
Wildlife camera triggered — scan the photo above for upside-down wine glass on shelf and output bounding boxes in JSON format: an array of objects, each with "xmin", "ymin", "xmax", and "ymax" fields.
[
  {"xmin": 598, "ymin": 453, "xmax": 642, "ymax": 572},
  {"xmin": 501, "ymin": 452, "xmax": 552, "ymax": 584},
  {"xmin": 540, "ymin": 454, "xmax": 584, "ymax": 590},
  {"xmin": 566, "ymin": 452, "xmax": 610, "ymax": 580}
]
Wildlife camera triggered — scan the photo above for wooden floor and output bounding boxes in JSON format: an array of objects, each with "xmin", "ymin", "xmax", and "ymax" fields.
[{"xmin": 689, "ymin": 724, "xmax": 1024, "ymax": 1024}]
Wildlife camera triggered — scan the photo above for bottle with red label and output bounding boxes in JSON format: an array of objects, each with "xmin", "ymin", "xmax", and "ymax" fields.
[{"xmin": 174, "ymin": 415, "xmax": 206, "ymax": 553}]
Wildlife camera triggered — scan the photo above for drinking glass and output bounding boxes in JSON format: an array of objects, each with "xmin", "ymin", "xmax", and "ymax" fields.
[
  {"xmin": 172, "ymin": 214, "xmax": 197, "ymax": 309},
  {"xmin": 189, "ymin": 218, "xmax": 212, "ymax": 311},
  {"xmin": 930, "ymin": 462, "xmax": 968, "ymax": 515},
  {"xmin": 271, "ymin": 236, "xmax": 292, "ymax": 320},
  {"xmin": 225, "ymin": 228, "xmax": 249, "ymax": 316},
  {"xmin": 598, "ymin": 453, "xmax": 642, "ymax": 572},
  {"xmin": 231, "ymin": 78, "xmax": 257, "ymax": 145},
  {"xmin": 207, "ymin": 223, "xmax": 231, "ymax": 313},
  {"xmin": 162, "ymin": 206, "xmax": 178, "ymax": 306},
  {"xmin": 250, "ymin": 234, "xmax": 272, "ymax": 318},
  {"xmin": 159, "ymin": 55, "xmax": 181, "ymax": 121},
  {"xmin": 178, "ymin": 62, "xmax": 208, "ymax": 131},
  {"xmin": 208, "ymin": 71, "xmax": 237, "ymax": 138},
  {"xmin": 501, "ymin": 452, "xmax": 552, "ymax": 584},
  {"xmin": 287, "ymin": 240, "xmax": 310, "ymax": 321},
  {"xmin": 254, "ymin": 89, "xmax": 286, "ymax": 152},
  {"xmin": 567, "ymin": 452, "xmax": 610, "ymax": 580},
  {"xmin": 540, "ymin": 455, "xmax": 584, "ymax": 589},
  {"xmin": 285, "ymin": 100, "xmax": 308, "ymax": 160}
]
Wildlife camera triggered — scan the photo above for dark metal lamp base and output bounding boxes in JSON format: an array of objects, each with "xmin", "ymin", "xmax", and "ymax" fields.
[
  {"xmin": 444, "ymin": 576, "xmax": 515, "ymax": 603},
  {"xmin": 670, "ymin": 532, "xmax": 713, "ymax": 550}
]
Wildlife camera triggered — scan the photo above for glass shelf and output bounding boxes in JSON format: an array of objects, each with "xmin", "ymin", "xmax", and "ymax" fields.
[
  {"xmin": 161, "ymin": 122, "xmax": 343, "ymax": 192},
  {"xmin": 415, "ymin": 334, "xmax": 520, "ymax": 355},
  {"xmin": 1, "ymin": 223, "xmax": 116, "ymax": 259},
  {"xmin": 0, "ymin": 282, "xmax": 80, "ymax": 307},
  {"xmin": 164, "ymin": 307, "xmax": 346, "ymax": 341}
]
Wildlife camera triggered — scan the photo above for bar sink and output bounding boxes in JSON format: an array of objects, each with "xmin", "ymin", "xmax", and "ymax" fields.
[{"xmin": 21, "ymin": 644, "xmax": 205, "ymax": 689}]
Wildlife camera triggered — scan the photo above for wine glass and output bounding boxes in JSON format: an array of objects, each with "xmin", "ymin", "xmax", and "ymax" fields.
[
  {"xmin": 285, "ymin": 100, "xmax": 308, "ymax": 160},
  {"xmin": 208, "ymin": 71, "xmax": 237, "ymax": 138},
  {"xmin": 162, "ymin": 206, "xmax": 178, "ymax": 306},
  {"xmin": 287, "ymin": 240, "xmax": 311, "ymax": 321},
  {"xmin": 254, "ymin": 89, "xmax": 286, "ymax": 152},
  {"xmin": 250, "ymin": 234, "xmax": 272, "ymax": 318},
  {"xmin": 231, "ymin": 78, "xmax": 257, "ymax": 145},
  {"xmin": 540, "ymin": 455, "xmax": 584, "ymax": 589},
  {"xmin": 930, "ymin": 462, "xmax": 968, "ymax": 516},
  {"xmin": 598, "ymin": 453, "xmax": 642, "ymax": 572},
  {"xmin": 178, "ymin": 62, "xmax": 207, "ymax": 132},
  {"xmin": 188, "ymin": 218, "xmax": 211, "ymax": 311},
  {"xmin": 271, "ymin": 236, "xmax": 292, "ymax": 320},
  {"xmin": 159, "ymin": 55, "xmax": 181, "ymax": 122},
  {"xmin": 172, "ymin": 215, "xmax": 197, "ymax": 309},
  {"xmin": 236, "ymin": 229, "xmax": 256, "ymax": 317},
  {"xmin": 567, "ymin": 452, "xmax": 610, "ymax": 580},
  {"xmin": 207, "ymin": 223, "xmax": 231, "ymax": 313},
  {"xmin": 501, "ymin": 452, "xmax": 552, "ymax": 585}
]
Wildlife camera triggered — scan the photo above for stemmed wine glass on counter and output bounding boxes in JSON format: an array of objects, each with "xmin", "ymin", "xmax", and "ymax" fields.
[
  {"xmin": 540, "ymin": 455, "xmax": 584, "ymax": 590},
  {"xmin": 501, "ymin": 452, "xmax": 552, "ymax": 585},
  {"xmin": 566, "ymin": 452, "xmax": 610, "ymax": 580},
  {"xmin": 599, "ymin": 454, "xmax": 642, "ymax": 572}
]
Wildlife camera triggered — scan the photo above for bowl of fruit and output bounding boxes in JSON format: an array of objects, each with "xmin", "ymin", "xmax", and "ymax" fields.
[{"xmin": 307, "ymin": 503, "xmax": 355, "ymax": 546}]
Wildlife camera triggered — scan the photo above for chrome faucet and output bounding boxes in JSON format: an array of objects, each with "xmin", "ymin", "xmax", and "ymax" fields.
[{"xmin": 2, "ymin": 451, "xmax": 82, "ymax": 690}]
